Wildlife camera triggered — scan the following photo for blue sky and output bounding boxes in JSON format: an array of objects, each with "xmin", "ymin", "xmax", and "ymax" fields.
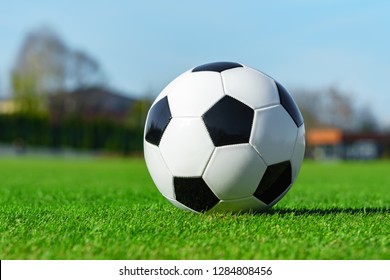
[{"xmin": 1, "ymin": 0, "xmax": 389, "ymax": 124}]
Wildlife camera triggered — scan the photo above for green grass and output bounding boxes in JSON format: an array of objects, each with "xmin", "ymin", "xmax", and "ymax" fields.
[{"xmin": 1, "ymin": 157, "xmax": 389, "ymax": 259}]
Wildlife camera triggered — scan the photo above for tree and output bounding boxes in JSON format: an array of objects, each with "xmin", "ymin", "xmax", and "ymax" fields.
[
  {"xmin": 66, "ymin": 49, "xmax": 106, "ymax": 90},
  {"xmin": 12, "ymin": 27, "xmax": 67, "ymax": 94},
  {"xmin": 355, "ymin": 105, "xmax": 379, "ymax": 132},
  {"xmin": 324, "ymin": 86, "xmax": 354, "ymax": 130},
  {"xmin": 11, "ymin": 26, "xmax": 105, "ymax": 113},
  {"xmin": 11, "ymin": 27, "xmax": 65, "ymax": 113},
  {"xmin": 11, "ymin": 73, "xmax": 45, "ymax": 114},
  {"xmin": 293, "ymin": 86, "xmax": 379, "ymax": 132},
  {"xmin": 290, "ymin": 88, "xmax": 322, "ymax": 130}
]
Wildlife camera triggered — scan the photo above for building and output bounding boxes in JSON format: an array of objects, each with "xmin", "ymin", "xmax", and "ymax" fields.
[
  {"xmin": 306, "ymin": 128, "xmax": 342, "ymax": 160},
  {"xmin": 342, "ymin": 132, "xmax": 389, "ymax": 160},
  {"xmin": 48, "ymin": 86, "xmax": 136, "ymax": 122},
  {"xmin": 306, "ymin": 128, "xmax": 390, "ymax": 160}
]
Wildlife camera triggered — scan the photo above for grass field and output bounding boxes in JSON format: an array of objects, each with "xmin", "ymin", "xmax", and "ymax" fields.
[{"xmin": 1, "ymin": 157, "xmax": 389, "ymax": 259}]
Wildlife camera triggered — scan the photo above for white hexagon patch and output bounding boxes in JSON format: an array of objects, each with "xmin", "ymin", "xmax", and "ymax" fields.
[
  {"xmin": 203, "ymin": 144, "xmax": 267, "ymax": 200},
  {"xmin": 167, "ymin": 71, "xmax": 225, "ymax": 117},
  {"xmin": 159, "ymin": 117, "xmax": 215, "ymax": 177},
  {"xmin": 143, "ymin": 141, "xmax": 174, "ymax": 199},
  {"xmin": 221, "ymin": 66, "xmax": 280, "ymax": 109},
  {"xmin": 250, "ymin": 105, "xmax": 298, "ymax": 165}
]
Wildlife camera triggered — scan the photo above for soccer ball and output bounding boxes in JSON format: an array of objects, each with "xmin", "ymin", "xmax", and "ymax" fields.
[{"xmin": 144, "ymin": 62, "xmax": 305, "ymax": 213}]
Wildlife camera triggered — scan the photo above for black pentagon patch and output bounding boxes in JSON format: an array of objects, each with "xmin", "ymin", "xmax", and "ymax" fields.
[
  {"xmin": 203, "ymin": 95, "xmax": 254, "ymax": 147},
  {"xmin": 275, "ymin": 81, "xmax": 304, "ymax": 127},
  {"xmin": 192, "ymin": 62, "xmax": 243, "ymax": 73},
  {"xmin": 174, "ymin": 177, "xmax": 219, "ymax": 212},
  {"xmin": 253, "ymin": 161, "xmax": 292, "ymax": 205},
  {"xmin": 145, "ymin": 97, "xmax": 172, "ymax": 146}
]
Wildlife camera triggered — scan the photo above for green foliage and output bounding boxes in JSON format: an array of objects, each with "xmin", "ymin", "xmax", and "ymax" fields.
[
  {"xmin": 0, "ymin": 113, "xmax": 143, "ymax": 154},
  {"xmin": 0, "ymin": 158, "xmax": 389, "ymax": 259},
  {"xmin": 126, "ymin": 99, "xmax": 152, "ymax": 130},
  {"xmin": 11, "ymin": 73, "xmax": 47, "ymax": 114}
]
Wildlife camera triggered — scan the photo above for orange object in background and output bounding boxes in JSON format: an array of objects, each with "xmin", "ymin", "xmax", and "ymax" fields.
[{"xmin": 306, "ymin": 128, "xmax": 342, "ymax": 146}]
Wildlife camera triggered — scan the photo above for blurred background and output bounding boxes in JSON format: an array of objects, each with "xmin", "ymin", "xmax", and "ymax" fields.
[{"xmin": 1, "ymin": 0, "xmax": 389, "ymax": 160}]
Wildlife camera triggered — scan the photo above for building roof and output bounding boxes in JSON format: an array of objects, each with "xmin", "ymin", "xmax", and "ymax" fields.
[
  {"xmin": 307, "ymin": 128, "xmax": 390, "ymax": 146},
  {"xmin": 48, "ymin": 86, "xmax": 137, "ymax": 122},
  {"xmin": 306, "ymin": 128, "xmax": 343, "ymax": 146},
  {"xmin": 342, "ymin": 132, "xmax": 390, "ymax": 144}
]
